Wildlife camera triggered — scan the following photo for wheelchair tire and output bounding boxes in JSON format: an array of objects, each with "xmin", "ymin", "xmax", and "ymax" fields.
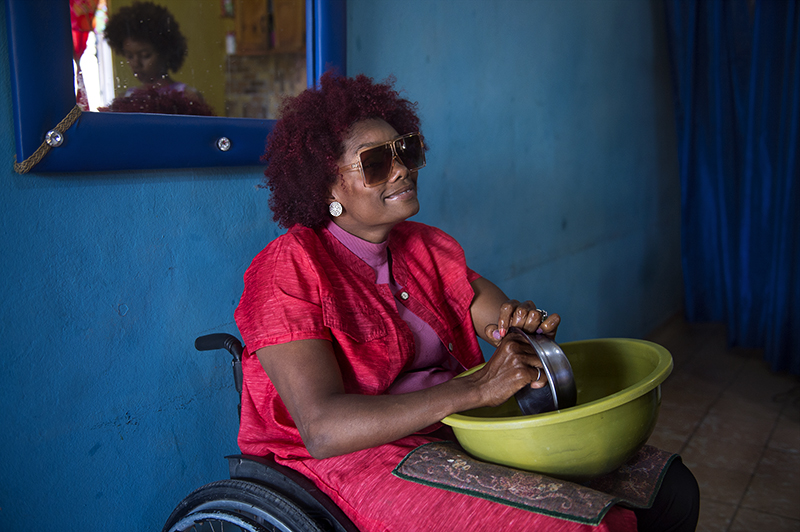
[{"xmin": 162, "ymin": 479, "xmax": 327, "ymax": 532}]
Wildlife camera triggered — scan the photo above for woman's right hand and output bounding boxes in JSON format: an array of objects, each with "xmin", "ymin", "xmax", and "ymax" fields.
[{"xmin": 465, "ymin": 329, "xmax": 547, "ymax": 407}]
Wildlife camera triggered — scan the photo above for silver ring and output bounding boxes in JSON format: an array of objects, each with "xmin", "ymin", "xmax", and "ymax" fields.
[
  {"xmin": 537, "ymin": 308, "xmax": 548, "ymax": 321},
  {"xmin": 534, "ymin": 366, "xmax": 542, "ymax": 381}
]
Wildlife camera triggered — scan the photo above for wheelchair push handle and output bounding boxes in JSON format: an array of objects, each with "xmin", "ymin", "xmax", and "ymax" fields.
[
  {"xmin": 195, "ymin": 333, "xmax": 244, "ymax": 397},
  {"xmin": 195, "ymin": 333, "xmax": 243, "ymax": 358}
]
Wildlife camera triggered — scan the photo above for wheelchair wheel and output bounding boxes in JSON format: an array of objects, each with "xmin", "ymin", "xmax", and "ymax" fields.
[{"xmin": 163, "ymin": 479, "xmax": 326, "ymax": 532}]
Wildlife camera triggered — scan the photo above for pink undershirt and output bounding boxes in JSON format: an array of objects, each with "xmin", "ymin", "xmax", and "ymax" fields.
[{"xmin": 327, "ymin": 221, "xmax": 465, "ymax": 393}]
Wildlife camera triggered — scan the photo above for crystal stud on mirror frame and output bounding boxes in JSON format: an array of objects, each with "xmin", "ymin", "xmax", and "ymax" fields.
[
  {"xmin": 216, "ymin": 137, "xmax": 232, "ymax": 152},
  {"xmin": 45, "ymin": 130, "xmax": 63, "ymax": 147}
]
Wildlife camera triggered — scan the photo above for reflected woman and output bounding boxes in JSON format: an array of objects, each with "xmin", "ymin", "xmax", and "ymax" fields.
[{"xmin": 102, "ymin": 1, "xmax": 214, "ymax": 115}]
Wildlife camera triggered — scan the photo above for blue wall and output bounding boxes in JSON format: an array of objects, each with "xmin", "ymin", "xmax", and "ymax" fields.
[
  {"xmin": 0, "ymin": 0, "xmax": 681, "ymax": 529},
  {"xmin": 348, "ymin": 0, "xmax": 682, "ymax": 345}
]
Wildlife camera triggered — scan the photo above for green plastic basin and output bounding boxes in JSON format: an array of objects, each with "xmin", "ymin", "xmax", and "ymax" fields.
[{"xmin": 441, "ymin": 338, "xmax": 673, "ymax": 481}]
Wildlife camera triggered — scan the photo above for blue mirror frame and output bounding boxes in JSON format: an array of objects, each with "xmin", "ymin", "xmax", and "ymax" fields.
[{"xmin": 5, "ymin": 0, "xmax": 346, "ymax": 173}]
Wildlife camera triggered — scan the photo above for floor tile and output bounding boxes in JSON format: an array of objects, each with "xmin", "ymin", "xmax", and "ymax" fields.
[
  {"xmin": 650, "ymin": 364, "xmax": 724, "ymax": 455},
  {"xmin": 696, "ymin": 499, "xmax": 737, "ymax": 532},
  {"xmin": 681, "ymin": 425, "xmax": 767, "ymax": 472},
  {"xmin": 648, "ymin": 402, "xmax": 704, "ymax": 453},
  {"xmin": 729, "ymin": 358, "xmax": 800, "ymax": 406},
  {"xmin": 644, "ymin": 317, "xmax": 800, "ymax": 532},
  {"xmin": 661, "ymin": 371, "xmax": 725, "ymax": 413},
  {"xmin": 646, "ymin": 318, "xmax": 716, "ymax": 367},
  {"xmin": 772, "ymin": 385, "xmax": 800, "ymax": 423},
  {"xmin": 681, "ymin": 343, "xmax": 750, "ymax": 390},
  {"xmin": 646, "ymin": 429, "xmax": 685, "ymax": 455},
  {"xmin": 729, "ymin": 507, "xmax": 800, "ymax": 532},
  {"xmin": 688, "ymin": 462, "xmax": 754, "ymax": 506},
  {"xmin": 740, "ymin": 448, "xmax": 800, "ymax": 520},
  {"xmin": 712, "ymin": 387, "xmax": 784, "ymax": 420},
  {"xmin": 768, "ymin": 411, "xmax": 800, "ymax": 453},
  {"xmin": 696, "ymin": 393, "xmax": 781, "ymax": 449}
]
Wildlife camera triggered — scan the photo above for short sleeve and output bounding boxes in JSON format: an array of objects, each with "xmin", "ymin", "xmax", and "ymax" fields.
[
  {"xmin": 466, "ymin": 267, "xmax": 481, "ymax": 284},
  {"xmin": 235, "ymin": 235, "xmax": 332, "ymax": 352}
]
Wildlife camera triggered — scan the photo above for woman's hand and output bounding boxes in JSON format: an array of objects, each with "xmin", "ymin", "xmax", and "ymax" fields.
[
  {"xmin": 469, "ymin": 277, "xmax": 560, "ymax": 346},
  {"xmin": 463, "ymin": 330, "xmax": 547, "ymax": 407},
  {"xmin": 484, "ymin": 300, "xmax": 561, "ymax": 346}
]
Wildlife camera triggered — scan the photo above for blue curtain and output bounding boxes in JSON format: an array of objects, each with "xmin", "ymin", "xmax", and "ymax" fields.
[{"xmin": 664, "ymin": 0, "xmax": 799, "ymax": 374}]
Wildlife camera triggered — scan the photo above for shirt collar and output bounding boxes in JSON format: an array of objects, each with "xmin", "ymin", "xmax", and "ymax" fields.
[{"xmin": 326, "ymin": 220, "xmax": 390, "ymax": 271}]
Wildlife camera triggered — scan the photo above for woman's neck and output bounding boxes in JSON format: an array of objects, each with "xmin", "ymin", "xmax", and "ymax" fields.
[
  {"xmin": 145, "ymin": 75, "xmax": 174, "ymax": 88},
  {"xmin": 328, "ymin": 219, "xmax": 397, "ymax": 244}
]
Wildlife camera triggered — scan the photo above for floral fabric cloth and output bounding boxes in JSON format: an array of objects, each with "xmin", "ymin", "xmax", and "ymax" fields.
[{"xmin": 393, "ymin": 441, "xmax": 677, "ymax": 526}]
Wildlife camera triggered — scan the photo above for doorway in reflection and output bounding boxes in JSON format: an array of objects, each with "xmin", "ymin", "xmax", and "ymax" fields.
[{"xmin": 70, "ymin": 0, "xmax": 307, "ymax": 118}]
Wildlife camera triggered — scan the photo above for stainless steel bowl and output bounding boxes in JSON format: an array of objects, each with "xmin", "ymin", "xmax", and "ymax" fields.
[{"xmin": 510, "ymin": 327, "xmax": 577, "ymax": 415}]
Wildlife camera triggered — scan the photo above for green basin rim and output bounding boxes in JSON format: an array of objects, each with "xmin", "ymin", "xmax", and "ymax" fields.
[{"xmin": 442, "ymin": 338, "xmax": 673, "ymax": 430}]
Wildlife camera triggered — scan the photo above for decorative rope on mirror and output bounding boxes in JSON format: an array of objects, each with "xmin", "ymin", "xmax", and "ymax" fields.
[{"xmin": 13, "ymin": 105, "xmax": 83, "ymax": 174}]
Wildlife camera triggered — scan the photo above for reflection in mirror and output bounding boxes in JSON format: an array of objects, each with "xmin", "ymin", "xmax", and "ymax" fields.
[{"xmin": 70, "ymin": 0, "xmax": 307, "ymax": 118}]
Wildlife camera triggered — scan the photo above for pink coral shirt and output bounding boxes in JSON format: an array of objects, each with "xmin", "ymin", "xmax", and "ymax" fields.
[
  {"xmin": 234, "ymin": 221, "xmax": 483, "ymax": 458},
  {"xmin": 325, "ymin": 221, "xmax": 466, "ymax": 393}
]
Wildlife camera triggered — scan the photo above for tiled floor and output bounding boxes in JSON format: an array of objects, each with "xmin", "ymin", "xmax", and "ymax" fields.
[{"xmin": 646, "ymin": 317, "xmax": 800, "ymax": 532}]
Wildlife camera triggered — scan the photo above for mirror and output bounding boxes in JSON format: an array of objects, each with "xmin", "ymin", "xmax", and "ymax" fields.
[
  {"xmin": 5, "ymin": 0, "xmax": 346, "ymax": 173},
  {"xmin": 75, "ymin": 0, "xmax": 307, "ymax": 119}
]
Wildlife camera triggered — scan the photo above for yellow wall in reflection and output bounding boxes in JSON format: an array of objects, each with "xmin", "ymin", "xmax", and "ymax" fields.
[{"xmin": 108, "ymin": 0, "xmax": 234, "ymax": 116}]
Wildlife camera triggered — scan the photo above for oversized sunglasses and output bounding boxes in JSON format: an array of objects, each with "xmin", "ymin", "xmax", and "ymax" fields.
[{"xmin": 338, "ymin": 132, "xmax": 426, "ymax": 187}]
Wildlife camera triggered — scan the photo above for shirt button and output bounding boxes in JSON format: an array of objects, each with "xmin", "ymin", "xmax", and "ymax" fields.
[
  {"xmin": 448, "ymin": 343, "xmax": 454, "ymax": 351},
  {"xmin": 400, "ymin": 291, "xmax": 409, "ymax": 300}
]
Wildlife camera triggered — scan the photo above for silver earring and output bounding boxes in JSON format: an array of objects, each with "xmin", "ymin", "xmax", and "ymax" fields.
[{"xmin": 329, "ymin": 201, "xmax": 343, "ymax": 217}]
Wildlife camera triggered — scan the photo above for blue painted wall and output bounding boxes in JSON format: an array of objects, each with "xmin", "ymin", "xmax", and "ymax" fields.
[
  {"xmin": 348, "ymin": 0, "xmax": 682, "ymax": 348},
  {"xmin": 0, "ymin": 0, "xmax": 681, "ymax": 529}
]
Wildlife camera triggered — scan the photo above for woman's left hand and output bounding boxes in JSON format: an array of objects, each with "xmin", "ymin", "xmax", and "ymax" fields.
[{"xmin": 484, "ymin": 300, "xmax": 561, "ymax": 346}]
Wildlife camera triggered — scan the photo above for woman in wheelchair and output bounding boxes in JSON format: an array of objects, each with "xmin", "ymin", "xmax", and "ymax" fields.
[{"xmin": 233, "ymin": 72, "xmax": 699, "ymax": 532}]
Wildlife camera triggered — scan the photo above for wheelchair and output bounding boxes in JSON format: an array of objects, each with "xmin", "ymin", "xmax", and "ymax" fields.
[{"xmin": 162, "ymin": 333, "xmax": 359, "ymax": 532}]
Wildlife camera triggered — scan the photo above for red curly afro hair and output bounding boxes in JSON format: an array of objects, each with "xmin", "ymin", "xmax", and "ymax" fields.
[
  {"xmin": 104, "ymin": 1, "xmax": 188, "ymax": 73},
  {"xmin": 263, "ymin": 71, "xmax": 424, "ymax": 229}
]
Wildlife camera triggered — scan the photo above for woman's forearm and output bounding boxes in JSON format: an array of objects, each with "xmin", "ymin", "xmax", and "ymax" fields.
[
  {"xmin": 469, "ymin": 277, "xmax": 511, "ymax": 342},
  {"xmin": 299, "ymin": 377, "xmax": 483, "ymax": 459},
  {"xmin": 256, "ymin": 339, "xmax": 487, "ymax": 459},
  {"xmin": 257, "ymin": 320, "xmax": 545, "ymax": 460}
]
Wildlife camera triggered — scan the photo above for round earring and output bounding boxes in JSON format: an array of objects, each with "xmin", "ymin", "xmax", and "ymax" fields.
[{"xmin": 329, "ymin": 201, "xmax": 343, "ymax": 217}]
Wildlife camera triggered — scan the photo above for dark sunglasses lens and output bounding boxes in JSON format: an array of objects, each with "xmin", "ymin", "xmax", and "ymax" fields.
[
  {"xmin": 396, "ymin": 135, "xmax": 425, "ymax": 170},
  {"xmin": 359, "ymin": 145, "xmax": 394, "ymax": 185}
]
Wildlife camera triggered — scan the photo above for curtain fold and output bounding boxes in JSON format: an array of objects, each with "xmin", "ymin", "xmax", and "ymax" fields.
[{"xmin": 664, "ymin": 0, "xmax": 799, "ymax": 374}]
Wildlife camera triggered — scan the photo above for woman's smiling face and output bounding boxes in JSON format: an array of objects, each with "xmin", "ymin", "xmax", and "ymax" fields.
[{"xmin": 330, "ymin": 119, "xmax": 420, "ymax": 243}]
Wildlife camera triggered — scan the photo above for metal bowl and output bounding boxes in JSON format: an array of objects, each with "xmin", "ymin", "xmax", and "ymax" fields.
[{"xmin": 509, "ymin": 327, "xmax": 577, "ymax": 415}]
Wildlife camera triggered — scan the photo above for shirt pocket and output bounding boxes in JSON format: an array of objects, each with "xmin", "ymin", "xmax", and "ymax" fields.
[
  {"xmin": 442, "ymin": 275, "xmax": 475, "ymax": 330},
  {"xmin": 321, "ymin": 296, "xmax": 388, "ymax": 343}
]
